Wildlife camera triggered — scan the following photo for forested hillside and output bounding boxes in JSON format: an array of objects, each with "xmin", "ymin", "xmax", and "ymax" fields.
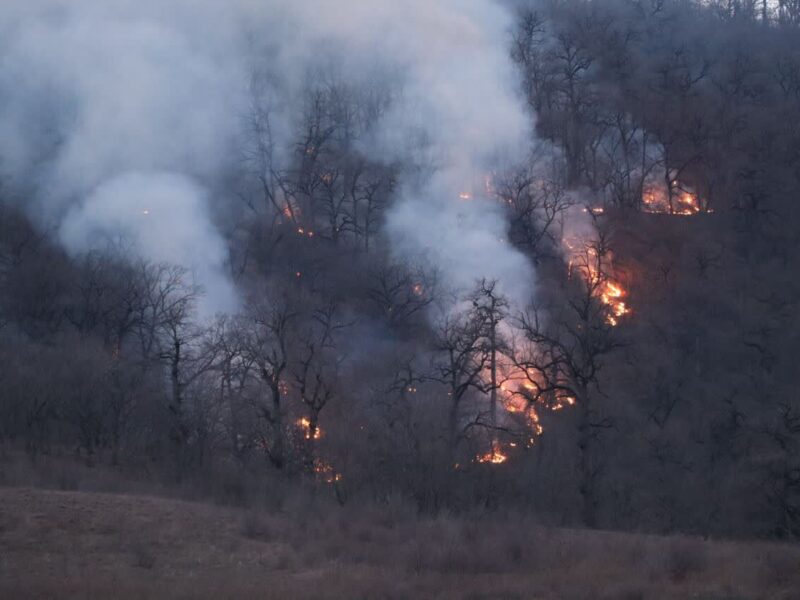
[{"xmin": 1, "ymin": 0, "xmax": 799, "ymax": 541}]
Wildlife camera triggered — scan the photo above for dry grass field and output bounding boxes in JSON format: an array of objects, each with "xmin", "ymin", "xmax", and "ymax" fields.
[{"xmin": 1, "ymin": 486, "xmax": 799, "ymax": 600}]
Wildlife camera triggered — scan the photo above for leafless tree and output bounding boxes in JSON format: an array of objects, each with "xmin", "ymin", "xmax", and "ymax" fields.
[
  {"xmin": 516, "ymin": 236, "xmax": 622, "ymax": 527},
  {"xmin": 291, "ymin": 303, "xmax": 349, "ymax": 473},
  {"xmin": 239, "ymin": 296, "xmax": 296, "ymax": 470},
  {"xmin": 432, "ymin": 308, "xmax": 488, "ymax": 456},
  {"xmin": 495, "ymin": 165, "xmax": 572, "ymax": 262}
]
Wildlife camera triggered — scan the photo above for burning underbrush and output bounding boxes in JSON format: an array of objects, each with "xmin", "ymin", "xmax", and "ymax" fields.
[
  {"xmin": 274, "ymin": 170, "xmax": 712, "ymax": 476},
  {"xmin": 462, "ymin": 167, "xmax": 714, "ymax": 468},
  {"xmin": 642, "ymin": 181, "xmax": 709, "ymax": 216},
  {"xmin": 471, "ymin": 354, "xmax": 581, "ymax": 467}
]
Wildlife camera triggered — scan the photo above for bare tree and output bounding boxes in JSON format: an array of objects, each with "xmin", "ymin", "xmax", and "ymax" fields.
[
  {"xmin": 495, "ymin": 165, "xmax": 572, "ymax": 262},
  {"xmin": 432, "ymin": 308, "xmax": 488, "ymax": 456},
  {"xmin": 291, "ymin": 303, "xmax": 349, "ymax": 473},
  {"xmin": 469, "ymin": 280, "xmax": 509, "ymax": 439},
  {"xmin": 517, "ymin": 238, "xmax": 622, "ymax": 527},
  {"xmin": 367, "ymin": 262, "xmax": 438, "ymax": 332},
  {"xmin": 239, "ymin": 296, "xmax": 296, "ymax": 470}
]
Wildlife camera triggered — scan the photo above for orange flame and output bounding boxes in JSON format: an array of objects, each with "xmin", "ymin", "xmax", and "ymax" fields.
[
  {"xmin": 642, "ymin": 183, "xmax": 704, "ymax": 216},
  {"xmin": 313, "ymin": 458, "xmax": 341, "ymax": 483},
  {"xmin": 565, "ymin": 241, "xmax": 630, "ymax": 327},
  {"xmin": 476, "ymin": 442, "xmax": 508, "ymax": 464},
  {"xmin": 298, "ymin": 417, "xmax": 322, "ymax": 440}
]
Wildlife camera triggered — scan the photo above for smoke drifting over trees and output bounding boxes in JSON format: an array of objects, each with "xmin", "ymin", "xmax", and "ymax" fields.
[
  {"xmin": 2, "ymin": 0, "xmax": 800, "ymax": 543},
  {"xmin": 0, "ymin": 0, "xmax": 535, "ymax": 313}
]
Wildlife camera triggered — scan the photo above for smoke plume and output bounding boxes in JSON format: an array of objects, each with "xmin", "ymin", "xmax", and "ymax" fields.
[{"xmin": 0, "ymin": 0, "xmax": 534, "ymax": 314}]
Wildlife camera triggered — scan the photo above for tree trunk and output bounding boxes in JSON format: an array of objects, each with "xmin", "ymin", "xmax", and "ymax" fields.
[
  {"xmin": 303, "ymin": 412, "xmax": 319, "ymax": 474},
  {"xmin": 448, "ymin": 394, "xmax": 460, "ymax": 461},
  {"xmin": 269, "ymin": 382, "xmax": 285, "ymax": 470},
  {"xmin": 169, "ymin": 338, "xmax": 186, "ymax": 478},
  {"xmin": 489, "ymin": 322, "xmax": 498, "ymax": 436}
]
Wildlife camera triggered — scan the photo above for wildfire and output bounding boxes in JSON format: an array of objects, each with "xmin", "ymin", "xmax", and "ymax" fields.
[
  {"xmin": 552, "ymin": 394, "xmax": 576, "ymax": 411},
  {"xmin": 281, "ymin": 202, "xmax": 300, "ymax": 220},
  {"xmin": 411, "ymin": 283, "xmax": 424, "ymax": 296},
  {"xmin": 642, "ymin": 183, "xmax": 705, "ymax": 216},
  {"xmin": 498, "ymin": 378, "xmax": 545, "ymax": 437},
  {"xmin": 296, "ymin": 227, "xmax": 315, "ymax": 238},
  {"xmin": 476, "ymin": 442, "xmax": 508, "ymax": 464},
  {"xmin": 297, "ymin": 417, "xmax": 322, "ymax": 440},
  {"xmin": 458, "ymin": 191, "xmax": 473, "ymax": 200},
  {"xmin": 472, "ymin": 363, "xmax": 556, "ymax": 468},
  {"xmin": 141, "ymin": 209, "xmax": 150, "ymax": 216},
  {"xmin": 582, "ymin": 206, "xmax": 605, "ymax": 215},
  {"xmin": 566, "ymin": 242, "xmax": 630, "ymax": 327},
  {"xmin": 599, "ymin": 280, "xmax": 630, "ymax": 326},
  {"xmin": 313, "ymin": 458, "xmax": 341, "ymax": 483}
]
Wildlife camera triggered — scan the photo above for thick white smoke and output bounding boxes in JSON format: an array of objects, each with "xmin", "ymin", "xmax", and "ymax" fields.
[
  {"xmin": 0, "ymin": 0, "xmax": 534, "ymax": 314},
  {"xmin": 278, "ymin": 1, "xmax": 535, "ymax": 305},
  {"xmin": 60, "ymin": 172, "xmax": 237, "ymax": 314},
  {"xmin": 0, "ymin": 1, "xmax": 247, "ymax": 316}
]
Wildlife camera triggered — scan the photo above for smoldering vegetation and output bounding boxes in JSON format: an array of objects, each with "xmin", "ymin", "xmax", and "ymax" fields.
[{"xmin": 1, "ymin": 0, "xmax": 800, "ymax": 557}]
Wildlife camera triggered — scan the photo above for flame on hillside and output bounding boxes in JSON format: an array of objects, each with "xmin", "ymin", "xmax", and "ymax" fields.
[
  {"xmin": 642, "ymin": 181, "xmax": 709, "ymax": 216},
  {"xmin": 473, "ymin": 357, "xmax": 581, "ymax": 465},
  {"xmin": 297, "ymin": 417, "xmax": 322, "ymax": 440},
  {"xmin": 313, "ymin": 458, "xmax": 342, "ymax": 483},
  {"xmin": 564, "ymin": 238, "xmax": 630, "ymax": 327},
  {"xmin": 296, "ymin": 227, "xmax": 315, "ymax": 238},
  {"xmin": 476, "ymin": 441, "xmax": 508, "ymax": 464}
]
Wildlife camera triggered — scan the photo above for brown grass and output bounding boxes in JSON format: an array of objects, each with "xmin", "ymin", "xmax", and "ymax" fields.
[{"xmin": 0, "ymin": 487, "xmax": 798, "ymax": 599}]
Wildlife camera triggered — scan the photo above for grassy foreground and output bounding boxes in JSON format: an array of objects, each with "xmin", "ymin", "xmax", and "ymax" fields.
[{"xmin": 0, "ymin": 486, "xmax": 799, "ymax": 599}]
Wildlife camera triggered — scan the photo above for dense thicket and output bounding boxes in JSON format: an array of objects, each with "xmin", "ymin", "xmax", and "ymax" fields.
[{"xmin": 1, "ymin": 0, "xmax": 799, "ymax": 539}]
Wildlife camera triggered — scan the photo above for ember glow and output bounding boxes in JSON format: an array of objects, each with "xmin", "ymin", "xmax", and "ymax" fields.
[
  {"xmin": 472, "ymin": 360, "xmax": 565, "ymax": 466},
  {"xmin": 565, "ymin": 240, "xmax": 631, "ymax": 327},
  {"xmin": 476, "ymin": 441, "xmax": 508, "ymax": 464},
  {"xmin": 600, "ymin": 281, "xmax": 630, "ymax": 326},
  {"xmin": 552, "ymin": 394, "xmax": 577, "ymax": 411},
  {"xmin": 642, "ymin": 182, "xmax": 705, "ymax": 215},
  {"xmin": 282, "ymin": 202, "xmax": 300, "ymax": 220},
  {"xmin": 498, "ymin": 374, "xmax": 545, "ymax": 437},
  {"xmin": 297, "ymin": 227, "xmax": 315, "ymax": 238},
  {"xmin": 298, "ymin": 417, "xmax": 322, "ymax": 440},
  {"xmin": 313, "ymin": 459, "xmax": 342, "ymax": 483}
]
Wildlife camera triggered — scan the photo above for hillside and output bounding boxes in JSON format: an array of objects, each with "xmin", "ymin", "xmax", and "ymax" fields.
[
  {"xmin": 2, "ymin": 0, "xmax": 800, "ymax": 580},
  {"xmin": 1, "ymin": 487, "xmax": 798, "ymax": 599}
]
